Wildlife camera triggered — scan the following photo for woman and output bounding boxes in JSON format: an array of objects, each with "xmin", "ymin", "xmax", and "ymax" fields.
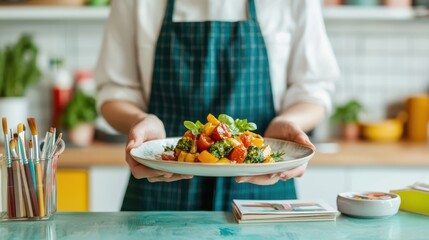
[{"xmin": 95, "ymin": 0, "xmax": 339, "ymax": 211}]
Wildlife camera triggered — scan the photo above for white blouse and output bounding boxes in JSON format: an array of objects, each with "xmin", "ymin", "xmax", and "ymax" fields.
[{"xmin": 95, "ymin": 0, "xmax": 340, "ymax": 114}]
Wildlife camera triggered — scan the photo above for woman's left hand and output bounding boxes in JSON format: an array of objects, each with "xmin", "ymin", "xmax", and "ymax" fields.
[{"xmin": 235, "ymin": 118, "xmax": 315, "ymax": 185}]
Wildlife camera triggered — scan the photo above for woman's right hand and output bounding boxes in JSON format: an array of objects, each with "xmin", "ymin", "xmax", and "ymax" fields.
[{"xmin": 126, "ymin": 114, "xmax": 193, "ymax": 182}]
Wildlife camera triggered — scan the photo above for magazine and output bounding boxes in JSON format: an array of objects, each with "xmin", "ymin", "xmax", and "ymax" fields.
[{"xmin": 232, "ymin": 199, "xmax": 339, "ymax": 223}]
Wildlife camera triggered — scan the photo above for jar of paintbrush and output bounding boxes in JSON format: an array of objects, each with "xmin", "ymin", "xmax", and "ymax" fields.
[{"xmin": 0, "ymin": 117, "xmax": 65, "ymax": 221}]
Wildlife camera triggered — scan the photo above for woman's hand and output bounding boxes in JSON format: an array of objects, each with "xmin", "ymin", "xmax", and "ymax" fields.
[
  {"xmin": 126, "ymin": 115, "xmax": 193, "ymax": 182},
  {"xmin": 235, "ymin": 118, "xmax": 315, "ymax": 185}
]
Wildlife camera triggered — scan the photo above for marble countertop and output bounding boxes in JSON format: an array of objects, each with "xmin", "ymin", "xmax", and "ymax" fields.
[{"xmin": 1, "ymin": 211, "xmax": 427, "ymax": 240}]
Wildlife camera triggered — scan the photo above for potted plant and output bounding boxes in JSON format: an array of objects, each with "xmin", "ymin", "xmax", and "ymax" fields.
[
  {"xmin": 331, "ymin": 99, "xmax": 364, "ymax": 141},
  {"xmin": 61, "ymin": 90, "xmax": 98, "ymax": 147},
  {"xmin": 0, "ymin": 35, "xmax": 41, "ymax": 133}
]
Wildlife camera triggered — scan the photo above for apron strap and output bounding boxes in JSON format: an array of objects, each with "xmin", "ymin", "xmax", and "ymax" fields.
[
  {"xmin": 164, "ymin": 0, "xmax": 258, "ymax": 23},
  {"xmin": 165, "ymin": 0, "xmax": 175, "ymax": 22},
  {"xmin": 248, "ymin": 0, "xmax": 258, "ymax": 21}
]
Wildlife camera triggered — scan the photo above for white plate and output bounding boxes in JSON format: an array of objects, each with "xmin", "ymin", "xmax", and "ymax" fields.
[{"xmin": 130, "ymin": 137, "xmax": 315, "ymax": 177}]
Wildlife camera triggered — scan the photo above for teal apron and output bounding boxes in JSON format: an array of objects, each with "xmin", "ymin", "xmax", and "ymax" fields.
[{"xmin": 122, "ymin": 0, "xmax": 296, "ymax": 211}]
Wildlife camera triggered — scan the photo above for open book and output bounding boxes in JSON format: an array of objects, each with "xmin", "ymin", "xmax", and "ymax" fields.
[{"xmin": 232, "ymin": 199, "xmax": 339, "ymax": 223}]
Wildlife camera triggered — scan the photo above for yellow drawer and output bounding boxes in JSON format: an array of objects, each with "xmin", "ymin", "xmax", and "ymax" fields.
[{"xmin": 56, "ymin": 169, "xmax": 88, "ymax": 212}]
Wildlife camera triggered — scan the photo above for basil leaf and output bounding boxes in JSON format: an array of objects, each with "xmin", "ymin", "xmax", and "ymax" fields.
[
  {"xmin": 218, "ymin": 114, "xmax": 234, "ymax": 126},
  {"xmin": 184, "ymin": 121, "xmax": 197, "ymax": 130},
  {"xmin": 246, "ymin": 123, "xmax": 257, "ymax": 131},
  {"xmin": 196, "ymin": 120, "xmax": 204, "ymax": 129}
]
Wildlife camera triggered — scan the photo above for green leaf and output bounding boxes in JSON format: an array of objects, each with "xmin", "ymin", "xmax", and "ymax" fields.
[
  {"xmin": 218, "ymin": 114, "xmax": 234, "ymax": 126},
  {"xmin": 61, "ymin": 90, "xmax": 98, "ymax": 129},
  {"xmin": 196, "ymin": 120, "xmax": 204, "ymax": 129},
  {"xmin": 0, "ymin": 34, "xmax": 41, "ymax": 97},
  {"xmin": 246, "ymin": 123, "xmax": 257, "ymax": 131},
  {"xmin": 271, "ymin": 151, "xmax": 285, "ymax": 162},
  {"xmin": 183, "ymin": 120, "xmax": 203, "ymax": 135},
  {"xmin": 184, "ymin": 121, "xmax": 197, "ymax": 131},
  {"xmin": 163, "ymin": 145, "xmax": 175, "ymax": 151},
  {"xmin": 331, "ymin": 99, "xmax": 363, "ymax": 124}
]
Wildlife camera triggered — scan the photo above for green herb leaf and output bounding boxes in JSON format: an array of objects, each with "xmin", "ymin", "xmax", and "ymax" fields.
[
  {"xmin": 271, "ymin": 151, "xmax": 285, "ymax": 162},
  {"xmin": 184, "ymin": 121, "xmax": 197, "ymax": 130},
  {"xmin": 246, "ymin": 122, "xmax": 257, "ymax": 131},
  {"xmin": 217, "ymin": 114, "xmax": 258, "ymax": 135},
  {"xmin": 218, "ymin": 114, "xmax": 234, "ymax": 126},
  {"xmin": 163, "ymin": 145, "xmax": 175, "ymax": 151},
  {"xmin": 184, "ymin": 120, "xmax": 203, "ymax": 135}
]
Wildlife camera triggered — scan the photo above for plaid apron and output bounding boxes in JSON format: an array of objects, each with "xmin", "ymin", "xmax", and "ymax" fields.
[{"xmin": 122, "ymin": 0, "xmax": 296, "ymax": 211}]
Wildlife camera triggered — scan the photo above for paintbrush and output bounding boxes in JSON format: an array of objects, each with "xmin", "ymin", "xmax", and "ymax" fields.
[
  {"xmin": 40, "ymin": 127, "xmax": 54, "ymax": 160},
  {"xmin": 2, "ymin": 118, "xmax": 15, "ymax": 217},
  {"xmin": 17, "ymin": 123, "xmax": 38, "ymax": 217},
  {"xmin": 10, "ymin": 139, "xmax": 25, "ymax": 217},
  {"xmin": 27, "ymin": 117, "xmax": 45, "ymax": 217}
]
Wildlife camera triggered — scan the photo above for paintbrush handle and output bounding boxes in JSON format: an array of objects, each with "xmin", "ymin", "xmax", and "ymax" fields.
[
  {"xmin": 12, "ymin": 161, "xmax": 25, "ymax": 217},
  {"xmin": 1, "ymin": 161, "xmax": 7, "ymax": 215},
  {"xmin": 35, "ymin": 163, "xmax": 45, "ymax": 217},
  {"xmin": 24, "ymin": 164, "xmax": 39, "ymax": 217},
  {"xmin": 7, "ymin": 167, "xmax": 16, "ymax": 218},
  {"xmin": 19, "ymin": 163, "xmax": 33, "ymax": 217},
  {"xmin": 29, "ymin": 161, "xmax": 37, "ymax": 194}
]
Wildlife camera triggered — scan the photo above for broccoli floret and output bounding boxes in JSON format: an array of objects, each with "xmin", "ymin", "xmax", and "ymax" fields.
[
  {"xmin": 208, "ymin": 139, "xmax": 233, "ymax": 159},
  {"xmin": 175, "ymin": 137, "xmax": 193, "ymax": 152},
  {"xmin": 244, "ymin": 145, "xmax": 264, "ymax": 163}
]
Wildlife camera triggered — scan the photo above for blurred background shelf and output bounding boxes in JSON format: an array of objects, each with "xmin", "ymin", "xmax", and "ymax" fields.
[
  {"xmin": 0, "ymin": 6, "xmax": 110, "ymax": 20},
  {"xmin": 323, "ymin": 6, "xmax": 416, "ymax": 20},
  {"xmin": 0, "ymin": 6, "xmax": 427, "ymax": 20}
]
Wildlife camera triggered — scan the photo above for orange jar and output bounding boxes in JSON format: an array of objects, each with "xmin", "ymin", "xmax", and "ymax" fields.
[{"xmin": 406, "ymin": 95, "xmax": 429, "ymax": 142}]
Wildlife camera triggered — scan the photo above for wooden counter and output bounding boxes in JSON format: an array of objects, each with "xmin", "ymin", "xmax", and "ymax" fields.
[
  {"xmin": 57, "ymin": 140, "xmax": 429, "ymax": 168},
  {"xmin": 59, "ymin": 142, "xmax": 126, "ymax": 168},
  {"xmin": 312, "ymin": 141, "xmax": 429, "ymax": 167}
]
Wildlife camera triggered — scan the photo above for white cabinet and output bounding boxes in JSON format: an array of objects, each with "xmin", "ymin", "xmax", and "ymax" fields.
[
  {"xmin": 89, "ymin": 167, "xmax": 129, "ymax": 212},
  {"xmin": 295, "ymin": 167, "xmax": 349, "ymax": 208},
  {"xmin": 87, "ymin": 165, "xmax": 429, "ymax": 211},
  {"xmin": 296, "ymin": 166, "xmax": 429, "ymax": 208},
  {"xmin": 349, "ymin": 168, "xmax": 428, "ymax": 192}
]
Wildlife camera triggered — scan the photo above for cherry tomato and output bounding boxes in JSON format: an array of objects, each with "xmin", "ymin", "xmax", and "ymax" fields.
[
  {"xmin": 212, "ymin": 123, "xmax": 232, "ymax": 141},
  {"xmin": 161, "ymin": 152, "xmax": 176, "ymax": 161},
  {"xmin": 197, "ymin": 134, "xmax": 214, "ymax": 152},
  {"xmin": 228, "ymin": 146, "xmax": 247, "ymax": 163},
  {"xmin": 240, "ymin": 133, "xmax": 252, "ymax": 148},
  {"xmin": 184, "ymin": 130, "xmax": 196, "ymax": 139}
]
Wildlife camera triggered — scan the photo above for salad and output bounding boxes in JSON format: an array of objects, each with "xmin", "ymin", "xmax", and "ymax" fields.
[{"xmin": 161, "ymin": 114, "xmax": 284, "ymax": 164}]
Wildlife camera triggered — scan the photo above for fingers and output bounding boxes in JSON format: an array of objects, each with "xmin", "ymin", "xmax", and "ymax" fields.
[
  {"xmin": 293, "ymin": 133, "xmax": 315, "ymax": 150},
  {"xmin": 236, "ymin": 175, "xmax": 281, "ymax": 185},
  {"xmin": 148, "ymin": 174, "xmax": 193, "ymax": 183},
  {"xmin": 236, "ymin": 163, "xmax": 308, "ymax": 185}
]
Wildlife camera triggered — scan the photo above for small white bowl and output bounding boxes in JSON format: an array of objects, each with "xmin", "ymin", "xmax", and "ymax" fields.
[{"xmin": 337, "ymin": 192, "xmax": 401, "ymax": 218}]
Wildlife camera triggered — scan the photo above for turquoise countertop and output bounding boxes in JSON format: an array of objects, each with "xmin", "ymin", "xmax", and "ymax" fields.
[{"xmin": 1, "ymin": 211, "xmax": 428, "ymax": 240}]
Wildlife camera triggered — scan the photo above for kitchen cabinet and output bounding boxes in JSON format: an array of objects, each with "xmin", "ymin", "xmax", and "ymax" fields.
[
  {"xmin": 296, "ymin": 166, "xmax": 429, "ymax": 208},
  {"xmin": 56, "ymin": 167, "xmax": 129, "ymax": 212},
  {"xmin": 56, "ymin": 169, "xmax": 88, "ymax": 211},
  {"xmin": 89, "ymin": 167, "xmax": 129, "ymax": 212}
]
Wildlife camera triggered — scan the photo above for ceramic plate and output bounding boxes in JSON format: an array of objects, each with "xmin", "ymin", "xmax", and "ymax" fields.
[{"xmin": 130, "ymin": 137, "xmax": 315, "ymax": 177}]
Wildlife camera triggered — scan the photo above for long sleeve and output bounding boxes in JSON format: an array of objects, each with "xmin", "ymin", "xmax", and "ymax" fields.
[
  {"xmin": 282, "ymin": 0, "xmax": 340, "ymax": 115},
  {"xmin": 95, "ymin": 0, "xmax": 145, "ymax": 111}
]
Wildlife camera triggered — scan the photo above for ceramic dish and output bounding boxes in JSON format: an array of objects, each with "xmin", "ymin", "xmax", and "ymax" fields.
[
  {"xmin": 130, "ymin": 137, "xmax": 315, "ymax": 177},
  {"xmin": 337, "ymin": 192, "xmax": 401, "ymax": 218}
]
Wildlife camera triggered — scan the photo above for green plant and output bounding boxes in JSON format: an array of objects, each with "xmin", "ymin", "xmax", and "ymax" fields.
[
  {"xmin": 0, "ymin": 34, "xmax": 41, "ymax": 97},
  {"xmin": 61, "ymin": 90, "xmax": 98, "ymax": 129},
  {"xmin": 331, "ymin": 100, "xmax": 363, "ymax": 124}
]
